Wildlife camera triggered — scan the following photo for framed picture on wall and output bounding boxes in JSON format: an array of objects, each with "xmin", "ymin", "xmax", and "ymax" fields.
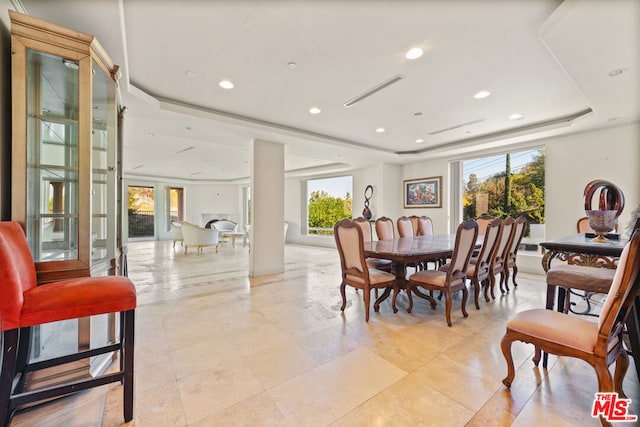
[{"xmin": 404, "ymin": 176, "xmax": 442, "ymax": 208}]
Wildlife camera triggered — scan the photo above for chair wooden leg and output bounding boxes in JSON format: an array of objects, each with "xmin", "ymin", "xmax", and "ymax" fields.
[
  {"xmin": 460, "ymin": 287, "xmax": 469, "ymax": 319},
  {"xmin": 532, "ymin": 346, "xmax": 542, "ymax": 366},
  {"xmin": 489, "ymin": 274, "xmax": 497, "ymax": 300},
  {"xmin": 500, "ymin": 332, "xmax": 516, "ymax": 387},
  {"xmin": 406, "ymin": 282, "xmax": 414, "ymax": 313},
  {"xmin": 1, "ymin": 329, "xmax": 19, "ymax": 426},
  {"xmin": 444, "ymin": 291, "xmax": 453, "ymax": 327},
  {"xmin": 471, "ymin": 278, "xmax": 480, "ymax": 309},
  {"xmin": 123, "ymin": 310, "xmax": 135, "ymax": 422},
  {"xmin": 512, "ymin": 265, "xmax": 519, "ymax": 287},
  {"xmin": 363, "ymin": 288, "xmax": 371, "ymax": 322},
  {"xmin": 594, "ymin": 360, "xmax": 615, "ymax": 427},
  {"xmin": 339, "ymin": 282, "xmax": 347, "ymax": 312},
  {"xmin": 483, "ymin": 278, "xmax": 491, "ymax": 302},
  {"xmin": 614, "ymin": 350, "xmax": 629, "ymax": 398},
  {"xmin": 500, "ymin": 271, "xmax": 508, "ymax": 294}
]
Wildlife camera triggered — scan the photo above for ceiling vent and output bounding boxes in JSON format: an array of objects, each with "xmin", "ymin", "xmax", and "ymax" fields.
[
  {"xmin": 176, "ymin": 146, "xmax": 195, "ymax": 154},
  {"xmin": 343, "ymin": 74, "xmax": 405, "ymax": 108},
  {"xmin": 428, "ymin": 118, "xmax": 485, "ymax": 135}
]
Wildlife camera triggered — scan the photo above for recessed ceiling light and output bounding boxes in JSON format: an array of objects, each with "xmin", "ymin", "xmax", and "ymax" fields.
[
  {"xmin": 608, "ymin": 68, "xmax": 626, "ymax": 77},
  {"xmin": 186, "ymin": 126, "xmax": 192, "ymax": 131},
  {"xmin": 415, "ymin": 138, "xmax": 424, "ymax": 143},
  {"xmin": 219, "ymin": 80, "xmax": 234, "ymax": 89},
  {"xmin": 509, "ymin": 113, "xmax": 524, "ymax": 120},
  {"xmin": 309, "ymin": 107, "xmax": 321, "ymax": 114},
  {"xmin": 414, "ymin": 112, "xmax": 423, "ymax": 116},
  {"xmin": 405, "ymin": 47, "xmax": 424, "ymax": 60},
  {"xmin": 376, "ymin": 127, "xmax": 386, "ymax": 133},
  {"xmin": 473, "ymin": 90, "xmax": 491, "ymax": 99},
  {"xmin": 287, "ymin": 62, "xmax": 297, "ymax": 69}
]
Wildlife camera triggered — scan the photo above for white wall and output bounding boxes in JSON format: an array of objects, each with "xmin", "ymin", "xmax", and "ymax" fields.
[
  {"xmin": 545, "ymin": 122, "xmax": 640, "ymax": 240},
  {"xmin": 401, "ymin": 160, "xmax": 451, "ymax": 234}
]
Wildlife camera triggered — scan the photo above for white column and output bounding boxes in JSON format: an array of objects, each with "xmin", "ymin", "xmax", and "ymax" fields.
[{"xmin": 249, "ymin": 139, "xmax": 284, "ymax": 277}]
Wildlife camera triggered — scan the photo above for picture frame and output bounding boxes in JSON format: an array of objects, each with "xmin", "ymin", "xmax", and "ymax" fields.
[{"xmin": 404, "ymin": 176, "xmax": 442, "ymax": 208}]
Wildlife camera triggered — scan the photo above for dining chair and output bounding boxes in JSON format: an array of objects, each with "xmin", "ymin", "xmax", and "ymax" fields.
[
  {"xmin": 476, "ymin": 213, "xmax": 495, "ymax": 236},
  {"xmin": 502, "ymin": 216, "xmax": 528, "ymax": 292},
  {"xmin": 353, "ymin": 217, "xmax": 392, "ymax": 272},
  {"xmin": 334, "ymin": 220, "xmax": 396, "ymax": 322},
  {"xmin": 0, "ymin": 222, "xmax": 136, "ymax": 425},
  {"xmin": 408, "ymin": 215, "xmax": 421, "ymax": 236},
  {"xmin": 417, "ymin": 216, "xmax": 434, "ymax": 236},
  {"xmin": 443, "ymin": 218, "xmax": 501, "ymax": 308},
  {"xmin": 375, "ymin": 217, "xmax": 395, "ymax": 240},
  {"xmin": 486, "ymin": 217, "xmax": 516, "ymax": 300},
  {"xmin": 406, "ymin": 220, "xmax": 478, "ymax": 326},
  {"xmin": 397, "ymin": 216, "xmax": 414, "ymax": 238},
  {"xmin": 501, "ymin": 230, "xmax": 640, "ymax": 427}
]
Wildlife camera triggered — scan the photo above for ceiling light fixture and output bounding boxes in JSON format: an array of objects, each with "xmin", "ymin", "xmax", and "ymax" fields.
[
  {"xmin": 414, "ymin": 112, "xmax": 423, "ymax": 116},
  {"xmin": 473, "ymin": 90, "xmax": 491, "ymax": 99},
  {"xmin": 405, "ymin": 47, "xmax": 424, "ymax": 60},
  {"xmin": 309, "ymin": 107, "xmax": 321, "ymax": 114},
  {"xmin": 219, "ymin": 80, "xmax": 234, "ymax": 89},
  {"xmin": 287, "ymin": 62, "xmax": 297, "ymax": 69},
  {"xmin": 608, "ymin": 68, "xmax": 626, "ymax": 77},
  {"xmin": 376, "ymin": 127, "xmax": 386, "ymax": 133},
  {"xmin": 415, "ymin": 138, "xmax": 424, "ymax": 143},
  {"xmin": 509, "ymin": 113, "xmax": 524, "ymax": 120}
]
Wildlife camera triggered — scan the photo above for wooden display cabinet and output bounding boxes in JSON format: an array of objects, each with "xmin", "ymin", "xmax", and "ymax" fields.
[{"xmin": 10, "ymin": 11, "xmax": 124, "ymax": 373}]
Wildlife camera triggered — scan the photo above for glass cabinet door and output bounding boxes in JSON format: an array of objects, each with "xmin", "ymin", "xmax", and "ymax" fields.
[
  {"xmin": 91, "ymin": 59, "xmax": 117, "ymax": 264},
  {"xmin": 26, "ymin": 50, "xmax": 80, "ymax": 262}
]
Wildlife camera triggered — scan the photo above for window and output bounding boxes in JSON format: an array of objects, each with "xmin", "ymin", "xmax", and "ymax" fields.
[
  {"xmin": 306, "ymin": 176, "xmax": 353, "ymax": 235},
  {"xmin": 127, "ymin": 186, "xmax": 154, "ymax": 238},
  {"xmin": 168, "ymin": 187, "xmax": 184, "ymax": 222},
  {"xmin": 463, "ymin": 148, "xmax": 545, "ymax": 226}
]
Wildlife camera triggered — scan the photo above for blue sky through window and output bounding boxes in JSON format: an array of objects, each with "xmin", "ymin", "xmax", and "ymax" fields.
[{"xmin": 307, "ymin": 176, "xmax": 353, "ymax": 199}]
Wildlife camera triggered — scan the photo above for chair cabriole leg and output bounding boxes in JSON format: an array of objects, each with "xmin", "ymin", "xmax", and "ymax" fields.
[{"xmin": 500, "ymin": 332, "xmax": 515, "ymax": 387}]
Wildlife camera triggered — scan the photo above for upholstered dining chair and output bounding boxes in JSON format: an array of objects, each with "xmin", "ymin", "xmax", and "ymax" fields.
[
  {"xmin": 353, "ymin": 217, "xmax": 392, "ymax": 272},
  {"xmin": 417, "ymin": 216, "xmax": 434, "ymax": 236},
  {"xmin": 406, "ymin": 220, "xmax": 478, "ymax": 326},
  {"xmin": 408, "ymin": 216, "xmax": 421, "ymax": 236},
  {"xmin": 0, "ymin": 222, "xmax": 136, "ymax": 425},
  {"xmin": 397, "ymin": 216, "xmax": 414, "ymax": 238},
  {"xmin": 375, "ymin": 217, "xmax": 395, "ymax": 240},
  {"xmin": 443, "ymin": 218, "xmax": 501, "ymax": 308},
  {"xmin": 334, "ymin": 220, "xmax": 396, "ymax": 321},
  {"xmin": 501, "ymin": 230, "xmax": 640, "ymax": 427},
  {"xmin": 476, "ymin": 213, "xmax": 495, "ymax": 236},
  {"xmin": 486, "ymin": 217, "xmax": 516, "ymax": 300},
  {"xmin": 502, "ymin": 216, "xmax": 528, "ymax": 293}
]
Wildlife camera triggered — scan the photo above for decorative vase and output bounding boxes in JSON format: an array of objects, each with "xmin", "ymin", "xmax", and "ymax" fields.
[{"xmin": 583, "ymin": 180, "xmax": 625, "ymax": 243}]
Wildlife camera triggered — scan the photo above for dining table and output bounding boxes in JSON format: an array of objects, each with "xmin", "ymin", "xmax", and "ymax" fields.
[
  {"xmin": 540, "ymin": 233, "xmax": 639, "ymax": 380},
  {"xmin": 364, "ymin": 234, "xmax": 481, "ymax": 312}
]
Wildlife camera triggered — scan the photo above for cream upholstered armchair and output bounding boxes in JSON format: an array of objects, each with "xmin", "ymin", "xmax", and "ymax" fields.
[
  {"xmin": 170, "ymin": 219, "xmax": 184, "ymax": 248},
  {"xmin": 182, "ymin": 222, "xmax": 219, "ymax": 255},
  {"xmin": 211, "ymin": 219, "xmax": 238, "ymax": 246}
]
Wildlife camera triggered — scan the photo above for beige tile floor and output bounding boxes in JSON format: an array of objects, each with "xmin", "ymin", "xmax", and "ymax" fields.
[{"xmin": 9, "ymin": 240, "xmax": 640, "ymax": 426}]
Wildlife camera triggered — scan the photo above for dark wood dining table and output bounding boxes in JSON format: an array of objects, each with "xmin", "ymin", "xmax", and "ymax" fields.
[
  {"xmin": 364, "ymin": 234, "xmax": 480, "ymax": 312},
  {"xmin": 540, "ymin": 233, "xmax": 639, "ymax": 380}
]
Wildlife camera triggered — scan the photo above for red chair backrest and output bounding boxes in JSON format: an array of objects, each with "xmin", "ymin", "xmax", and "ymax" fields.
[{"xmin": 0, "ymin": 222, "xmax": 38, "ymax": 330}]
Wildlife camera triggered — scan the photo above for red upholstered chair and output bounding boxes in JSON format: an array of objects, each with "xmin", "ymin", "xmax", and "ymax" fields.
[{"xmin": 0, "ymin": 222, "xmax": 136, "ymax": 425}]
